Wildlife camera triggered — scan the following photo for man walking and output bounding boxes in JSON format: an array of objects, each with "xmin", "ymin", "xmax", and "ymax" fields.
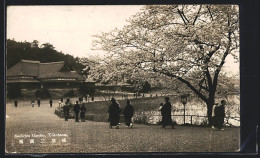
[
  {"xmin": 108, "ymin": 98, "xmax": 121, "ymax": 129},
  {"xmin": 161, "ymin": 97, "xmax": 175, "ymax": 129},
  {"xmin": 14, "ymin": 99, "xmax": 18, "ymax": 108},
  {"xmin": 37, "ymin": 98, "xmax": 41, "ymax": 107},
  {"xmin": 66, "ymin": 97, "xmax": 70, "ymax": 104},
  {"xmin": 73, "ymin": 101, "xmax": 80, "ymax": 122},
  {"xmin": 80, "ymin": 103, "xmax": 86, "ymax": 122},
  {"xmin": 214, "ymin": 100, "xmax": 226, "ymax": 130},
  {"xmin": 49, "ymin": 99, "xmax": 53, "ymax": 107},
  {"xmin": 123, "ymin": 100, "xmax": 134, "ymax": 128},
  {"xmin": 63, "ymin": 102, "xmax": 70, "ymax": 121}
]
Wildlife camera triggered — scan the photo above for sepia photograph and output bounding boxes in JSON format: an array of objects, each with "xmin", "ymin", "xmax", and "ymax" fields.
[{"xmin": 5, "ymin": 5, "xmax": 240, "ymax": 153}]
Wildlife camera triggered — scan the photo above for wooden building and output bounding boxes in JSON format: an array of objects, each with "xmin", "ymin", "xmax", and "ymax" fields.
[{"xmin": 6, "ymin": 60, "xmax": 85, "ymax": 89}]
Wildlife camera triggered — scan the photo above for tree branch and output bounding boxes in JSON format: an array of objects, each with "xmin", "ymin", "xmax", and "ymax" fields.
[
  {"xmin": 207, "ymin": 6, "xmax": 214, "ymax": 21},
  {"xmin": 177, "ymin": 9, "xmax": 187, "ymax": 25},
  {"xmin": 153, "ymin": 68, "xmax": 208, "ymax": 102},
  {"xmin": 213, "ymin": 33, "xmax": 231, "ymax": 87},
  {"xmin": 151, "ymin": 22, "xmax": 185, "ymax": 30},
  {"xmin": 193, "ymin": 5, "xmax": 202, "ymax": 25}
]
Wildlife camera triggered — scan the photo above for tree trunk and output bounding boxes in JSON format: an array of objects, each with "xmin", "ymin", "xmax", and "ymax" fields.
[
  {"xmin": 206, "ymin": 97, "xmax": 215, "ymax": 126},
  {"xmin": 207, "ymin": 104, "xmax": 213, "ymax": 126}
]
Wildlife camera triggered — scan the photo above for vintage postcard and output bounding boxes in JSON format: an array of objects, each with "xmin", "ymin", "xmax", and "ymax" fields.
[{"xmin": 5, "ymin": 5, "xmax": 240, "ymax": 153}]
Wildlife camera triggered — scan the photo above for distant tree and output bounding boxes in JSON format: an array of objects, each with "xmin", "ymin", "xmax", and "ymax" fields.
[
  {"xmin": 35, "ymin": 88, "xmax": 51, "ymax": 99},
  {"xmin": 63, "ymin": 90, "xmax": 76, "ymax": 98},
  {"xmin": 41, "ymin": 43, "xmax": 55, "ymax": 50},
  {"xmin": 6, "ymin": 39, "xmax": 85, "ymax": 73},
  {"xmin": 7, "ymin": 84, "xmax": 21, "ymax": 99},
  {"xmin": 31, "ymin": 40, "xmax": 39, "ymax": 48},
  {"xmin": 78, "ymin": 83, "xmax": 95, "ymax": 99},
  {"xmin": 140, "ymin": 81, "xmax": 151, "ymax": 93}
]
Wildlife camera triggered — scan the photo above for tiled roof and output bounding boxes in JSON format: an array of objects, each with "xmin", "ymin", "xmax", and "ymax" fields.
[
  {"xmin": 6, "ymin": 79, "xmax": 40, "ymax": 83},
  {"xmin": 7, "ymin": 60, "xmax": 64, "ymax": 77},
  {"xmin": 38, "ymin": 72, "xmax": 85, "ymax": 81},
  {"xmin": 7, "ymin": 60, "xmax": 85, "ymax": 82},
  {"xmin": 21, "ymin": 59, "xmax": 40, "ymax": 63},
  {"xmin": 39, "ymin": 61, "xmax": 64, "ymax": 75},
  {"xmin": 7, "ymin": 60, "xmax": 39, "ymax": 76}
]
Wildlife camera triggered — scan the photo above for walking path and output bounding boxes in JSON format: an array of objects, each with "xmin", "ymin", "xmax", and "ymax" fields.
[{"xmin": 5, "ymin": 101, "xmax": 240, "ymax": 153}]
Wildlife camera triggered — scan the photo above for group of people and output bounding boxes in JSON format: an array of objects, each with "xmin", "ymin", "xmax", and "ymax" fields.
[
  {"xmin": 13, "ymin": 96, "xmax": 227, "ymax": 130},
  {"xmin": 73, "ymin": 101, "xmax": 87, "ymax": 122},
  {"xmin": 31, "ymin": 98, "xmax": 52, "ymax": 107},
  {"xmin": 108, "ymin": 98, "xmax": 134, "ymax": 129},
  {"xmin": 61, "ymin": 98, "xmax": 87, "ymax": 122},
  {"xmin": 61, "ymin": 97, "xmax": 135, "ymax": 129},
  {"xmin": 13, "ymin": 98, "xmax": 42, "ymax": 108},
  {"xmin": 158, "ymin": 97, "xmax": 226, "ymax": 130}
]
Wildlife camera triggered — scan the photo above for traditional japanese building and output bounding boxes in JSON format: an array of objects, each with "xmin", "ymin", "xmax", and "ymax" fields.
[{"xmin": 6, "ymin": 60, "xmax": 86, "ymax": 89}]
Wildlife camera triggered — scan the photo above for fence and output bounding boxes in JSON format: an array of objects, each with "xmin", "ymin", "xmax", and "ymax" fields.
[
  {"xmin": 133, "ymin": 114, "xmax": 240, "ymax": 126},
  {"xmin": 172, "ymin": 115, "xmax": 240, "ymax": 126}
]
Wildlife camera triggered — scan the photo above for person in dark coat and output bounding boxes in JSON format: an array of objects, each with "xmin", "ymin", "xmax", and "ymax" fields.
[
  {"xmin": 214, "ymin": 100, "xmax": 226, "ymax": 130},
  {"xmin": 79, "ymin": 97, "xmax": 83, "ymax": 103},
  {"xmin": 63, "ymin": 102, "xmax": 70, "ymax": 121},
  {"xmin": 14, "ymin": 99, "xmax": 18, "ymax": 108},
  {"xmin": 61, "ymin": 97, "xmax": 63, "ymax": 103},
  {"xmin": 108, "ymin": 98, "xmax": 121, "ymax": 129},
  {"xmin": 49, "ymin": 99, "xmax": 53, "ymax": 107},
  {"xmin": 80, "ymin": 103, "xmax": 86, "ymax": 122},
  {"xmin": 37, "ymin": 98, "xmax": 41, "ymax": 107},
  {"xmin": 66, "ymin": 97, "xmax": 70, "ymax": 104},
  {"xmin": 73, "ymin": 101, "xmax": 80, "ymax": 122},
  {"xmin": 123, "ymin": 100, "xmax": 134, "ymax": 128},
  {"xmin": 161, "ymin": 97, "xmax": 175, "ymax": 128}
]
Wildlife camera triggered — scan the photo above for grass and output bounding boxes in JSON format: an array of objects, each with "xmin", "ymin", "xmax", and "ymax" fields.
[{"xmin": 84, "ymin": 96, "xmax": 175, "ymax": 121}]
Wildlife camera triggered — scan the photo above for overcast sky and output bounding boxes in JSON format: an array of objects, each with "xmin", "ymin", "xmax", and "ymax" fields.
[
  {"xmin": 7, "ymin": 5, "xmax": 143, "ymax": 58},
  {"xmin": 6, "ymin": 5, "xmax": 239, "ymax": 76}
]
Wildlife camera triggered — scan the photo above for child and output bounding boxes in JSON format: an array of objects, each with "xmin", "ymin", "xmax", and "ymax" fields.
[
  {"xmin": 31, "ymin": 100, "xmax": 35, "ymax": 107},
  {"xmin": 158, "ymin": 103, "xmax": 163, "ymax": 111}
]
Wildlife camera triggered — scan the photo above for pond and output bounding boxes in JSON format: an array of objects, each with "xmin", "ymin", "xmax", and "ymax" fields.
[{"xmin": 132, "ymin": 94, "xmax": 240, "ymax": 127}]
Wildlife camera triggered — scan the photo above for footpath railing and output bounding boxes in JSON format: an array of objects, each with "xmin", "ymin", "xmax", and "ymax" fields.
[
  {"xmin": 134, "ymin": 114, "xmax": 240, "ymax": 126},
  {"xmin": 170, "ymin": 115, "xmax": 240, "ymax": 125}
]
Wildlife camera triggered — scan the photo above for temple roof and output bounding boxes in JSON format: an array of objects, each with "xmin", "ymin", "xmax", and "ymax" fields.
[
  {"xmin": 6, "ymin": 60, "xmax": 85, "ymax": 82},
  {"xmin": 38, "ymin": 72, "xmax": 85, "ymax": 81}
]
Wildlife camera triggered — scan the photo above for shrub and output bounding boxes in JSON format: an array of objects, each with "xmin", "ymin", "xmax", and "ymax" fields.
[
  {"xmin": 64, "ymin": 90, "xmax": 75, "ymax": 97},
  {"xmin": 200, "ymin": 119, "xmax": 208, "ymax": 126},
  {"xmin": 35, "ymin": 88, "xmax": 51, "ymax": 98},
  {"xmin": 132, "ymin": 113, "xmax": 150, "ymax": 124},
  {"xmin": 7, "ymin": 84, "xmax": 21, "ymax": 99},
  {"xmin": 79, "ymin": 83, "xmax": 95, "ymax": 98},
  {"xmin": 140, "ymin": 81, "xmax": 151, "ymax": 93}
]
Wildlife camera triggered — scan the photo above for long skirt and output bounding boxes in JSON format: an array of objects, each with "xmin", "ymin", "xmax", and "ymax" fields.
[
  {"xmin": 162, "ymin": 116, "xmax": 174, "ymax": 126},
  {"xmin": 125, "ymin": 117, "xmax": 132, "ymax": 126},
  {"xmin": 109, "ymin": 115, "xmax": 120, "ymax": 126},
  {"xmin": 80, "ymin": 112, "xmax": 85, "ymax": 121},
  {"xmin": 215, "ymin": 116, "xmax": 224, "ymax": 129}
]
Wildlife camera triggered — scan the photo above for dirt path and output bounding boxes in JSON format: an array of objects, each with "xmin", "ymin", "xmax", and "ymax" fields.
[{"xmin": 5, "ymin": 100, "xmax": 240, "ymax": 153}]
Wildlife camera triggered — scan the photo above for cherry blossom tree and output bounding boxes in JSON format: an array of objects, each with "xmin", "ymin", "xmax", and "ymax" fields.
[{"xmin": 92, "ymin": 5, "xmax": 239, "ymax": 125}]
